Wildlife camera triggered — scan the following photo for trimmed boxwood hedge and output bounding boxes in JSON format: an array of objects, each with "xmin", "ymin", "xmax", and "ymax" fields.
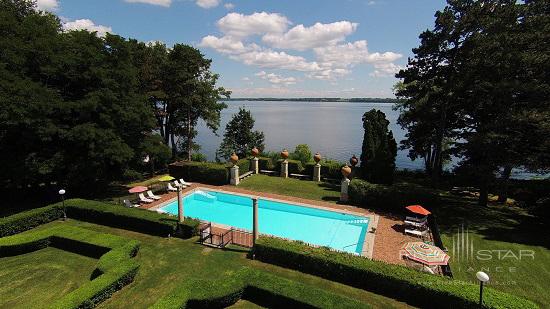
[
  {"xmin": 274, "ymin": 159, "xmax": 303, "ymax": 174},
  {"xmin": 304, "ymin": 160, "xmax": 346, "ymax": 180},
  {"xmin": 64, "ymin": 199, "xmax": 200, "ymax": 238},
  {"xmin": 150, "ymin": 267, "xmax": 370, "ymax": 309},
  {"xmin": 349, "ymin": 179, "xmax": 437, "ymax": 213},
  {"xmin": 0, "ymin": 204, "xmax": 64, "ymax": 237},
  {"xmin": 169, "ymin": 161, "xmax": 228, "ymax": 185},
  {"xmin": 0, "ymin": 225, "xmax": 141, "ymax": 309},
  {"xmin": 253, "ymin": 236, "xmax": 537, "ymax": 309},
  {"xmin": 257, "ymin": 156, "xmax": 275, "ymax": 171}
]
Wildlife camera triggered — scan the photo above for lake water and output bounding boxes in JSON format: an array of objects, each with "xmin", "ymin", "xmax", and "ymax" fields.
[{"xmin": 195, "ymin": 100, "xmax": 424, "ymax": 170}]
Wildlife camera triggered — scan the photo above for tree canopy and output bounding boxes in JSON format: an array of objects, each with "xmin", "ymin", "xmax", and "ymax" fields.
[
  {"xmin": 395, "ymin": 0, "xmax": 550, "ymax": 205},
  {"xmin": 360, "ymin": 109, "xmax": 397, "ymax": 184},
  {"xmin": 0, "ymin": 0, "xmax": 226, "ymax": 194},
  {"xmin": 216, "ymin": 107, "xmax": 265, "ymax": 160}
]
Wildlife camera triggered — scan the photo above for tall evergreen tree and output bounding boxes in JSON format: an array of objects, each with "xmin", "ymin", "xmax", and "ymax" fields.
[
  {"xmin": 360, "ymin": 109, "xmax": 397, "ymax": 184},
  {"xmin": 216, "ymin": 107, "xmax": 265, "ymax": 160}
]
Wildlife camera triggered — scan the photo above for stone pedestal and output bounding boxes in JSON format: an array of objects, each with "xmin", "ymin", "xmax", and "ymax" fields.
[
  {"xmin": 340, "ymin": 178, "xmax": 351, "ymax": 202},
  {"xmin": 251, "ymin": 157, "xmax": 259, "ymax": 174},
  {"xmin": 230, "ymin": 165, "xmax": 240, "ymax": 185},
  {"xmin": 280, "ymin": 160, "xmax": 289, "ymax": 178},
  {"xmin": 313, "ymin": 163, "xmax": 321, "ymax": 182}
]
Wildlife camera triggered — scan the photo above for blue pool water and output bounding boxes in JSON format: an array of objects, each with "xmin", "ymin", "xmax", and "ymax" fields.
[{"xmin": 159, "ymin": 190, "xmax": 369, "ymax": 254}]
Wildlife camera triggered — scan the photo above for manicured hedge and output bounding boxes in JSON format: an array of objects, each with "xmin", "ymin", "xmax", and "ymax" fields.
[
  {"xmin": 64, "ymin": 199, "xmax": 200, "ymax": 238},
  {"xmin": 0, "ymin": 204, "xmax": 63, "ymax": 237},
  {"xmin": 257, "ymin": 156, "xmax": 275, "ymax": 171},
  {"xmin": 304, "ymin": 160, "xmax": 346, "ymax": 180},
  {"xmin": 151, "ymin": 267, "xmax": 370, "ymax": 309},
  {"xmin": 169, "ymin": 161, "xmax": 228, "ymax": 185},
  {"xmin": 254, "ymin": 236, "xmax": 537, "ymax": 309},
  {"xmin": 349, "ymin": 179, "xmax": 437, "ymax": 213},
  {"xmin": 0, "ymin": 225, "xmax": 141, "ymax": 309},
  {"xmin": 274, "ymin": 159, "xmax": 303, "ymax": 174}
]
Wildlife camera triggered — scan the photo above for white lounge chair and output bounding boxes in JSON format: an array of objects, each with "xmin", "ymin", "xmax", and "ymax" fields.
[
  {"xmin": 405, "ymin": 228, "xmax": 428, "ymax": 238},
  {"xmin": 179, "ymin": 178, "xmax": 192, "ymax": 186},
  {"xmin": 123, "ymin": 199, "xmax": 139, "ymax": 208},
  {"xmin": 138, "ymin": 193, "xmax": 153, "ymax": 203},
  {"xmin": 167, "ymin": 183, "xmax": 178, "ymax": 192},
  {"xmin": 173, "ymin": 180, "xmax": 183, "ymax": 187},
  {"xmin": 147, "ymin": 190, "xmax": 161, "ymax": 200}
]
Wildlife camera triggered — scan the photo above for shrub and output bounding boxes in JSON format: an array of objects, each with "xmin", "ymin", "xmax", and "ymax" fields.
[
  {"xmin": 151, "ymin": 267, "xmax": 369, "ymax": 309},
  {"xmin": 0, "ymin": 225, "xmax": 141, "ymax": 309},
  {"xmin": 304, "ymin": 160, "xmax": 345, "ymax": 180},
  {"xmin": 349, "ymin": 179, "xmax": 436, "ymax": 213},
  {"xmin": 0, "ymin": 204, "xmax": 63, "ymax": 237},
  {"xmin": 254, "ymin": 236, "xmax": 536, "ymax": 309},
  {"xmin": 289, "ymin": 144, "xmax": 312, "ymax": 166},
  {"xmin": 169, "ymin": 161, "xmax": 228, "ymax": 185},
  {"xmin": 274, "ymin": 159, "xmax": 303, "ymax": 174},
  {"xmin": 229, "ymin": 158, "xmax": 250, "ymax": 173},
  {"xmin": 64, "ymin": 199, "xmax": 199, "ymax": 238},
  {"xmin": 191, "ymin": 153, "xmax": 207, "ymax": 162},
  {"xmin": 257, "ymin": 156, "xmax": 274, "ymax": 170}
]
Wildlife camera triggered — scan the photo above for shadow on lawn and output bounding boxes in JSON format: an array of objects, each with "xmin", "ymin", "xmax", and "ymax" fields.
[{"xmin": 434, "ymin": 194, "xmax": 550, "ymax": 249}]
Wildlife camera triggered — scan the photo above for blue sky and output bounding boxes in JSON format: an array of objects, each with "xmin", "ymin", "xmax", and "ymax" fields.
[{"xmin": 38, "ymin": 0, "xmax": 446, "ymax": 98}]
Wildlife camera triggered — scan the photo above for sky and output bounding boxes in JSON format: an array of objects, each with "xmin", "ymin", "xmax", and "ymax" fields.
[{"xmin": 36, "ymin": 0, "xmax": 446, "ymax": 98}]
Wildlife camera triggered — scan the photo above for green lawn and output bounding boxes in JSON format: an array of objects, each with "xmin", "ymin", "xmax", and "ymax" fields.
[
  {"xmin": 0, "ymin": 247, "xmax": 98, "ymax": 308},
  {"xmin": 434, "ymin": 193, "xmax": 550, "ymax": 308},
  {"xmin": 239, "ymin": 174, "xmax": 341, "ymax": 203},
  {"xmin": 4, "ymin": 220, "xmax": 411, "ymax": 309}
]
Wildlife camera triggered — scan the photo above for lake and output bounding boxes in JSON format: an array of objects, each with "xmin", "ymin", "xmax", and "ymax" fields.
[{"xmin": 195, "ymin": 100, "xmax": 424, "ymax": 170}]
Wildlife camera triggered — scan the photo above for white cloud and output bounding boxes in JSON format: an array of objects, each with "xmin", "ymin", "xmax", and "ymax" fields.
[
  {"xmin": 217, "ymin": 12, "xmax": 290, "ymax": 38},
  {"xmin": 370, "ymin": 63, "xmax": 404, "ymax": 77},
  {"xmin": 124, "ymin": 0, "xmax": 172, "ymax": 7},
  {"xmin": 262, "ymin": 21, "xmax": 358, "ymax": 50},
  {"xmin": 199, "ymin": 35, "xmax": 253, "ymax": 54},
  {"xmin": 224, "ymin": 3, "xmax": 235, "ymax": 10},
  {"xmin": 368, "ymin": 1, "xmax": 376, "ymax": 5},
  {"xmin": 255, "ymin": 71, "xmax": 297, "ymax": 86},
  {"xmin": 36, "ymin": 0, "xmax": 59, "ymax": 11},
  {"xmin": 235, "ymin": 50, "xmax": 321, "ymax": 72},
  {"xmin": 196, "ymin": 0, "xmax": 220, "ymax": 9},
  {"xmin": 314, "ymin": 40, "xmax": 402, "ymax": 67},
  {"xmin": 63, "ymin": 19, "xmax": 113, "ymax": 37}
]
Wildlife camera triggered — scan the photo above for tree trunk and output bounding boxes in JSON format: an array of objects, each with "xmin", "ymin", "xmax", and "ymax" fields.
[
  {"xmin": 186, "ymin": 109, "xmax": 192, "ymax": 161},
  {"xmin": 425, "ymin": 146, "xmax": 433, "ymax": 174},
  {"xmin": 431, "ymin": 108, "xmax": 447, "ymax": 186},
  {"xmin": 497, "ymin": 165, "xmax": 512, "ymax": 204},
  {"xmin": 478, "ymin": 182, "xmax": 489, "ymax": 207}
]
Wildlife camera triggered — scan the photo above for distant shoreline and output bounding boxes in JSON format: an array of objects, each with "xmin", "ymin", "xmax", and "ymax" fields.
[{"xmin": 225, "ymin": 97, "xmax": 401, "ymax": 103}]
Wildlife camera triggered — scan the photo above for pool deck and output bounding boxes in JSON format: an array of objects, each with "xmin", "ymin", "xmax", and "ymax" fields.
[{"xmin": 140, "ymin": 183, "xmax": 419, "ymax": 265}]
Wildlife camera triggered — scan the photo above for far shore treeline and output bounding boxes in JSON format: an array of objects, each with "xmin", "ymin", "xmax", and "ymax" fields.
[{"xmin": 224, "ymin": 98, "xmax": 401, "ymax": 103}]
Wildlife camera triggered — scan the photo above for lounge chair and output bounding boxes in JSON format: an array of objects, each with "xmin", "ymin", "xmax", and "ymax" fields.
[
  {"xmin": 123, "ymin": 199, "xmax": 139, "ymax": 208},
  {"xmin": 138, "ymin": 193, "xmax": 153, "ymax": 203},
  {"xmin": 405, "ymin": 228, "xmax": 428, "ymax": 238},
  {"xmin": 406, "ymin": 216, "xmax": 427, "ymax": 223},
  {"xmin": 404, "ymin": 219, "xmax": 427, "ymax": 228},
  {"xmin": 179, "ymin": 178, "xmax": 192, "ymax": 186},
  {"xmin": 173, "ymin": 180, "xmax": 183, "ymax": 187},
  {"xmin": 147, "ymin": 190, "xmax": 161, "ymax": 200},
  {"xmin": 167, "ymin": 183, "xmax": 178, "ymax": 192}
]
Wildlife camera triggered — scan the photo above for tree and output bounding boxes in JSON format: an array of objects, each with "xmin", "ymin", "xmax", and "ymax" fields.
[
  {"xmin": 216, "ymin": 107, "xmax": 265, "ymax": 160},
  {"xmin": 0, "ymin": 0, "xmax": 166, "ymax": 195},
  {"xmin": 360, "ymin": 109, "xmax": 397, "ymax": 184},
  {"xmin": 148, "ymin": 44, "xmax": 230, "ymax": 160},
  {"xmin": 396, "ymin": 0, "xmax": 550, "ymax": 206},
  {"xmin": 290, "ymin": 144, "xmax": 312, "ymax": 166}
]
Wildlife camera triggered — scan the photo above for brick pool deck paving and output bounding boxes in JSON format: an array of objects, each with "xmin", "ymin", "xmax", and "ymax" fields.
[{"xmin": 140, "ymin": 182, "xmax": 421, "ymax": 266}]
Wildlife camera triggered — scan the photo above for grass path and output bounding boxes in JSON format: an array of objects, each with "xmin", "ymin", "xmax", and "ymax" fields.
[{"xmin": 0, "ymin": 247, "xmax": 98, "ymax": 308}]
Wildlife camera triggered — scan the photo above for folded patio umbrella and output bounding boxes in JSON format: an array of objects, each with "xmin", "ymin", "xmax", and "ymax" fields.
[
  {"xmin": 405, "ymin": 204, "xmax": 431, "ymax": 216},
  {"xmin": 128, "ymin": 186, "xmax": 148, "ymax": 193},
  {"xmin": 157, "ymin": 175, "xmax": 175, "ymax": 182},
  {"xmin": 401, "ymin": 242, "xmax": 450, "ymax": 266}
]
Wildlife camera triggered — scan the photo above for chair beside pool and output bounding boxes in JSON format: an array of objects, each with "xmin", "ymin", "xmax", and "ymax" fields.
[
  {"xmin": 139, "ymin": 193, "xmax": 153, "ymax": 203},
  {"xmin": 167, "ymin": 183, "xmax": 178, "ymax": 192},
  {"xmin": 147, "ymin": 190, "xmax": 161, "ymax": 200},
  {"xmin": 178, "ymin": 178, "xmax": 192, "ymax": 186}
]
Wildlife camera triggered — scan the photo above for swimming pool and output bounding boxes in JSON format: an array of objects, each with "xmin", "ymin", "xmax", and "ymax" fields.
[{"xmin": 158, "ymin": 189, "xmax": 369, "ymax": 254}]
